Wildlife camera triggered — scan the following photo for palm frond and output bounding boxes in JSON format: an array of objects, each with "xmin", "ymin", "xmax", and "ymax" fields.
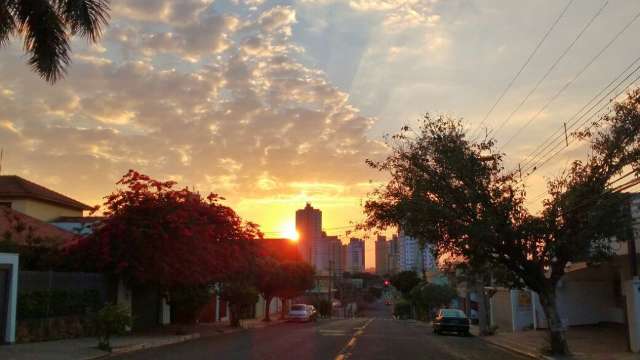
[
  {"xmin": 15, "ymin": 0, "xmax": 70, "ymax": 83},
  {"xmin": 56, "ymin": 0, "xmax": 110, "ymax": 42},
  {"xmin": 0, "ymin": 0, "xmax": 17, "ymax": 46}
]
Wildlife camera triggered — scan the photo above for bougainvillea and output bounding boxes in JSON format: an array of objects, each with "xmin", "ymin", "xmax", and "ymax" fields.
[{"xmin": 69, "ymin": 170, "xmax": 262, "ymax": 289}]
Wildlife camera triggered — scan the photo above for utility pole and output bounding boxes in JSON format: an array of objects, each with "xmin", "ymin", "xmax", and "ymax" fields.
[{"xmin": 328, "ymin": 260, "xmax": 333, "ymax": 303}]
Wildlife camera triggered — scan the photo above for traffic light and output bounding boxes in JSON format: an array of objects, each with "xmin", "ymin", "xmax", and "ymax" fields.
[{"xmin": 384, "ymin": 279, "xmax": 390, "ymax": 287}]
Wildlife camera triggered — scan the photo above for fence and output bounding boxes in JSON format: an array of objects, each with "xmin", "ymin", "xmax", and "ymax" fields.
[{"xmin": 15, "ymin": 271, "xmax": 110, "ymax": 342}]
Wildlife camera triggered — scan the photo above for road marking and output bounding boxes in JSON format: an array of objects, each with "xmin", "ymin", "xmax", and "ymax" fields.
[
  {"xmin": 318, "ymin": 329, "xmax": 347, "ymax": 336},
  {"xmin": 334, "ymin": 318, "xmax": 374, "ymax": 360}
]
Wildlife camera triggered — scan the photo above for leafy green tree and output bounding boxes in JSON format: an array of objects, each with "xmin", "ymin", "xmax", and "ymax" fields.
[
  {"xmin": 256, "ymin": 256, "xmax": 285, "ymax": 322},
  {"xmin": 1, "ymin": 0, "xmax": 110, "ymax": 83},
  {"xmin": 390, "ymin": 271, "xmax": 420, "ymax": 298},
  {"xmin": 218, "ymin": 280, "xmax": 259, "ymax": 328},
  {"xmin": 409, "ymin": 282, "xmax": 457, "ymax": 321},
  {"xmin": 363, "ymin": 94, "xmax": 640, "ymax": 356},
  {"xmin": 275, "ymin": 261, "xmax": 314, "ymax": 319},
  {"xmin": 170, "ymin": 285, "xmax": 212, "ymax": 324}
]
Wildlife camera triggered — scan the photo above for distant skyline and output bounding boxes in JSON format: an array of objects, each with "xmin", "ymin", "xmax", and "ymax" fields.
[{"xmin": 2, "ymin": 0, "xmax": 640, "ymax": 268}]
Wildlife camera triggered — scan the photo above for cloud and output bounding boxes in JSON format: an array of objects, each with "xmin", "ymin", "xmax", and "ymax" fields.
[{"xmin": 0, "ymin": 1, "xmax": 384, "ymax": 219}]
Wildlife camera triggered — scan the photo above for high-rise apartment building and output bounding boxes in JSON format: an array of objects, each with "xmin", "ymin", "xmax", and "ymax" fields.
[
  {"xmin": 387, "ymin": 234, "xmax": 399, "ymax": 274},
  {"xmin": 326, "ymin": 235, "xmax": 345, "ymax": 276},
  {"xmin": 375, "ymin": 235, "xmax": 389, "ymax": 275},
  {"xmin": 346, "ymin": 237, "xmax": 365, "ymax": 273},
  {"xmin": 295, "ymin": 203, "xmax": 322, "ymax": 265},
  {"xmin": 398, "ymin": 230, "xmax": 435, "ymax": 276}
]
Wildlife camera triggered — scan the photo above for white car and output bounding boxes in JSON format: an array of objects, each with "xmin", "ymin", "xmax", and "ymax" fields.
[{"xmin": 287, "ymin": 304, "xmax": 318, "ymax": 322}]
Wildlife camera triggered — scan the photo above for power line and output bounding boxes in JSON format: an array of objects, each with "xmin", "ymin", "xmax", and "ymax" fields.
[
  {"xmin": 522, "ymin": 68, "xmax": 640, "ymax": 176},
  {"xmin": 468, "ymin": 0, "xmax": 575, "ymax": 140},
  {"xmin": 486, "ymin": 1, "xmax": 608, "ymax": 140},
  {"xmin": 501, "ymin": 3, "xmax": 640, "ymax": 151},
  {"xmin": 519, "ymin": 53, "xmax": 640, "ymax": 172}
]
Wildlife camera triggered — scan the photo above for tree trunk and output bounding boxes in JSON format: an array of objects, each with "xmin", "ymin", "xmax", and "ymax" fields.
[
  {"xmin": 263, "ymin": 296, "xmax": 272, "ymax": 322},
  {"xmin": 229, "ymin": 303, "xmax": 240, "ymax": 327},
  {"xmin": 279, "ymin": 298, "xmax": 289, "ymax": 320},
  {"xmin": 476, "ymin": 283, "xmax": 491, "ymax": 336},
  {"xmin": 538, "ymin": 289, "xmax": 570, "ymax": 355}
]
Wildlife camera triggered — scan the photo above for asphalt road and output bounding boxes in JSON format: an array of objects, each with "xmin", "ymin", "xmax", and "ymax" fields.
[{"xmin": 114, "ymin": 302, "xmax": 527, "ymax": 360}]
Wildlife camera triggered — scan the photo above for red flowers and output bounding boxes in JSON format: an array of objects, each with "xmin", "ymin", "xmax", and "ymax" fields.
[{"xmin": 71, "ymin": 170, "xmax": 262, "ymax": 289}]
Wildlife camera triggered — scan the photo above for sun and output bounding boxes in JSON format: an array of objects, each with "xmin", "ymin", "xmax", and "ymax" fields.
[{"xmin": 280, "ymin": 222, "xmax": 299, "ymax": 242}]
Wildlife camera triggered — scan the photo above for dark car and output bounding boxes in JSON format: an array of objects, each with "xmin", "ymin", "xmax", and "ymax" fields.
[{"xmin": 432, "ymin": 308, "xmax": 470, "ymax": 336}]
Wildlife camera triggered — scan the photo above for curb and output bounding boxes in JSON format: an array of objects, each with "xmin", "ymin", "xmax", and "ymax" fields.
[
  {"xmin": 84, "ymin": 333, "xmax": 202, "ymax": 360},
  {"xmin": 479, "ymin": 337, "xmax": 551, "ymax": 360},
  {"xmin": 85, "ymin": 319, "xmax": 287, "ymax": 359}
]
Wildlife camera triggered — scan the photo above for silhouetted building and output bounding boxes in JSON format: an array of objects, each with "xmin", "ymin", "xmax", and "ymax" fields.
[
  {"xmin": 398, "ymin": 230, "xmax": 435, "ymax": 277},
  {"xmin": 347, "ymin": 238, "xmax": 365, "ymax": 273},
  {"xmin": 387, "ymin": 234, "xmax": 399, "ymax": 274},
  {"xmin": 296, "ymin": 203, "xmax": 322, "ymax": 266},
  {"xmin": 375, "ymin": 235, "xmax": 389, "ymax": 275},
  {"xmin": 326, "ymin": 235, "xmax": 344, "ymax": 276}
]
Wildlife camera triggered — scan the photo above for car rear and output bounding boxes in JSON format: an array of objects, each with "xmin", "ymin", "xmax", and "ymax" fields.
[
  {"xmin": 433, "ymin": 309, "xmax": 470, "ymax": 335},
  {"xmin": 287, "ymin": 304, "xmax": 310, "ymax": 322}
]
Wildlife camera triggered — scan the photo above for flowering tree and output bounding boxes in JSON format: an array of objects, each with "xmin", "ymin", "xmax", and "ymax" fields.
[{"xmin": 71, "ymin": 170, "xmax": 261, "ymax": 290}]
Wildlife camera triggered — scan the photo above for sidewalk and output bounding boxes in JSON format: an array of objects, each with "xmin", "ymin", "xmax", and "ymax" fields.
[
  {"xmin": 0, "ymin": 319, "xmax": 287, "ymax": 360},
  {"xmin": 473, "ymin": 323, "xmax": 638, "ymax": 360}
]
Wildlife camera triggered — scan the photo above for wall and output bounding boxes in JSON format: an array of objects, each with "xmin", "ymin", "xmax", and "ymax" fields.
[
  {"xmin": 491, "ymin": 289, "xmax": 513, "ymax": 332},
  {"xmin": 7, "ymin": 199, "xmax": 82, "ymax": 222},
  {"xmin": 0, "ymin": 253, "xmax": 19, "ymax": 344},
  {"xmin": 512, "ymin": 290, "xmax": 534, "ymax": 331},
  {"xmin": 254, "ymin": 295, "xmax": 283, "ymax": 319},
  {"xmin": 19, "ymin": 271, "xmax": 108, "ymax": 300}
]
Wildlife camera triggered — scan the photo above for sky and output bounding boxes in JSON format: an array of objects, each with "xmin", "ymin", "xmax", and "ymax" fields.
[{"xmin": 1, "ymin": 0, "xmax": 640, "ymax": 267}]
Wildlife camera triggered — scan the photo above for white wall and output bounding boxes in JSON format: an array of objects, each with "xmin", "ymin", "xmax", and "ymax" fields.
[
  {"xmin": 535, "ymin": 279, "xmax": 622, "ymax": 328},
  {"xmin": 0, "ymin": 253, "xmax": 19, "ymax": 343},
  {"xmin": 491, "ymin": 289, "xmax": 513, "ymax": 332}
]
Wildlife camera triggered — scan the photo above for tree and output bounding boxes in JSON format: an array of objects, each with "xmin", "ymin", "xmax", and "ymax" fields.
[
  {"xmin": 389, "ymin": 271, "xmax": 420, "ymax": 298},
  {"xmin": 409, "ymin": 282, "xmax": 457, "ymax": 321},
  {"xmin": 1, "ymin": 0, "xmax": 110, "ymax": 83},
  {"xmin": 218, "ymin": 280, "xmax": 259, "ymax": 328},
  {"xmin": 256, "ymin": 256, "xmax": 285, "ymax": 322},
  {"xmin": 70, "ymin": 170, "xmax": 261, "ymax": 290},
  {"xmin": 274, "ymin": 261, "xmax": 314, "ymax": 319},
  {"xmin": 363, "ymin": 99, "xmax": 640, "ymax": 356}
]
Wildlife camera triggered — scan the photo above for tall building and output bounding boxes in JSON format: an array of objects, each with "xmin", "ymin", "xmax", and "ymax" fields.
[
  {"xmin": 296, "ymin": 203, "xmax": 322, "ymax": 265},
  {"xmin": 398, "ymin": 230, "xmax": 435, "ymax": 276},
  {"xmin": 326, "ymin": 235, "xmax": 345, "ymax": 276},
  {"xmin": 375, "ymin": 235, "xmax": 389, "ymax": 275},
  {"xmin": 346, "ymin": 237, "xmax": 365, "ymax": 273},
  {"xmin": 387, "ymin": 234, "xmax": 399, "ymax": 274}
]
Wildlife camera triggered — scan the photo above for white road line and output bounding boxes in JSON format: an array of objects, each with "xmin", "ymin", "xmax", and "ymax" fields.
[{"xmin": 334, "ymin": 318, "xmax": 374, "ymax": 360}]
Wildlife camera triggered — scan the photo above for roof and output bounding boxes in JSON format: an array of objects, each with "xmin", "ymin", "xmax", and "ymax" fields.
[
  {"xmin": 0, "ymin": 175, "xmax": 92, "ymax": 211},
  {"xmin": 0, "ymin": 207, "xmax": 75, "ymax": 247},
  {"xmin": 51, "ymin": 216, "xmax": 104, "ymax": 223}
]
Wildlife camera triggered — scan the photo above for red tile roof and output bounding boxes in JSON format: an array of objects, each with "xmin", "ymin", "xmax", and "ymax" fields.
[
  {"xmin": 0, "ymin": 207, "xmax": 75, "ymax": 247},
  {"xmin": 0, "ymin": 175, "xmax": 92, "ymax": 211}
]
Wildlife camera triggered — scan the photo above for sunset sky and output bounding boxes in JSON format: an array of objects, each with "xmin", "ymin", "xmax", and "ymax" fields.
[{"xmin": 2, "ymin": 0, "xmax": 639, "ymax": 267}]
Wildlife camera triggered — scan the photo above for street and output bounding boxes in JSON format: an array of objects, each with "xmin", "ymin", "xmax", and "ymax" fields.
[{"xmin": 114, "ymin": 302, "xmax": 527, "ymax": 360}]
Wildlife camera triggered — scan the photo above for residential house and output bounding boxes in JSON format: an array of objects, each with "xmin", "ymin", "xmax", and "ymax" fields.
[{"xmin": 0, "ymin": 175, "xmax": 92, "ymax": 222}]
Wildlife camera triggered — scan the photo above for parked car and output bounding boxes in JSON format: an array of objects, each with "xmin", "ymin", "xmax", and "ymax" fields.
[
  {"xmin": 307, "ymin": 305, "xmax": 318, "ymax": 319},
  {"xmin": 287, "ymin": 304, "xmax": 317, "ymax": 322},
  {"xmin": 432, "ymin": 308, "xmax": 470, "ymax": 336}
]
